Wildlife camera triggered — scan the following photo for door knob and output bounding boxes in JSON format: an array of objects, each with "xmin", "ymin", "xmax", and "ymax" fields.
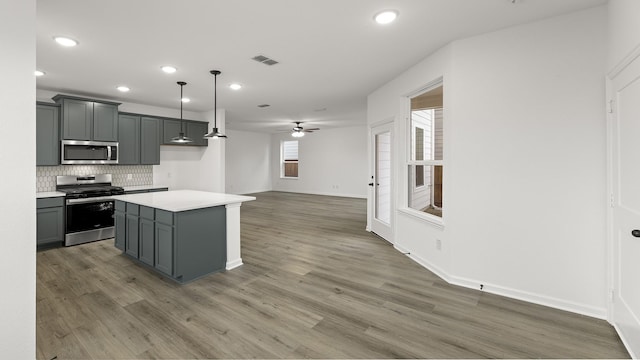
[
  {"xmin": 632, "ymin": 229, "xmax": 640, "ymax": 238},
  {"xmin": 368, "ymin": 182, "xmax": 374, "ymax": 186}
]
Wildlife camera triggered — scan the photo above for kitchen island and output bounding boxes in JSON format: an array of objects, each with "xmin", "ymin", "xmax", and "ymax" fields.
[{"xmin": 112, "ymin": 190, "xmax": 255, "ymax": 283}]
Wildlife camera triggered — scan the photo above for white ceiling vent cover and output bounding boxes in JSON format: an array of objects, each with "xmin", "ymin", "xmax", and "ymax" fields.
[{"xmin": 252, "ymin": 55, "xmax": 279, "ymax": 66}]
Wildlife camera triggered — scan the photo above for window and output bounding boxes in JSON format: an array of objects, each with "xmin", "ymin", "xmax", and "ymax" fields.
[
  {"xmin": 408, "ymin": 84, "xmax": 443, "ymax": 218},
  {"xmin": 281, "ymin": 140, "xmax": 298, "ymax": 178}
]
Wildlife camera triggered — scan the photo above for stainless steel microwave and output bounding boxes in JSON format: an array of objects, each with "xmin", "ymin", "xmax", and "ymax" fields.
[{"xmin": 61, "ymin": 140, "xmax": 119, "ymax": 165}]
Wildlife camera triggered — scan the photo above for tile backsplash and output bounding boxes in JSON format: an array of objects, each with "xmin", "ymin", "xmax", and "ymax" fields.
[{"xmin": 37, "ymin": 165, "xmax": 153, "ymax": 192}]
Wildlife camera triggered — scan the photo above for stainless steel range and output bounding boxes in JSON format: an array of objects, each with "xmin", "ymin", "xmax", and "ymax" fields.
[{"xmin": 56, "ymin": 174, "xmax": 124, "ymax": 246}]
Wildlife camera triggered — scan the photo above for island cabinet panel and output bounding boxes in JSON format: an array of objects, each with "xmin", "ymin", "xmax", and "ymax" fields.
[
  {"xmin": 155, "ymin": 222, "xmax": 174, "ymax": 276},
  {"xmin": 125, "ymin": 203, "xmax": 139, "ymax": 257},
  {"xmin": 114, "ymin": 209, "xmax": 125, "ymax": 251},
  {"xmin": 174, "ymin": 206, "xmax": 226, "ymax": 282},
  {"xmin": 139, "ymin": 217, "xmax": 155, "ymax": 266},
  {"xmin": 114, "ymin": 198, "xmax": 227, "ymax": 283}
]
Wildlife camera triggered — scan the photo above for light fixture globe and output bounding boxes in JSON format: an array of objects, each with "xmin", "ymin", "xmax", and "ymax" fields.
[
  {"xmin": 204, "ymin": 70, "xmax": 227, "ymax": 139},
  {"xmin": 170, "ymin": 81, "xmax": 194, "ymax": 144},
  {"xmin": 292, "ymin": 131, "xmax": 304, "ymax": 138}
]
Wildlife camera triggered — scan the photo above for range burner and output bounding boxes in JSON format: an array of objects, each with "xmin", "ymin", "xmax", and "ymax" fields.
[
  {"xmin": 56, "ymin": 174, "xmax": 124, "ymax": 199},
  {"xmin": 58, "ymin": 185, "xmax": 125, "ymax": 199}
]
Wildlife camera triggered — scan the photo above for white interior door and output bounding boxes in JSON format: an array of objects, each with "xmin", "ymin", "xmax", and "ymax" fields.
[
  {"xmin": 370, "ymin": 123, "xmax": 392, "ymax": 242},
  {"xmin": 609, "ymin": 53, "xmax": 640, "ymax": 358}
]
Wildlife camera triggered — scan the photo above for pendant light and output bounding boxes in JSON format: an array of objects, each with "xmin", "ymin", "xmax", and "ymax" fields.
[
  {"xmin": 170, "ymin": 81, "xmax": 193, "ymax": 143},
  {"xmin": 204, "ymin": 70, "xmax": 227, "ymax": 139}
]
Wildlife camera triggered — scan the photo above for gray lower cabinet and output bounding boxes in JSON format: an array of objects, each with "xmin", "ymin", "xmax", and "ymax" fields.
[
  {"xmin": 114, "ymin": 207, "xmax": 125, "ymax": 251},
  {"xmin": 154, "ymin": 221, "xmax": 174, "ymax": 276},
  {"xmin": 36, "ymin": 197, "xmax": 64, "ymax": 246},
  {"xmin": 36, "ymin": 103, "xmax": 60, "ymax": 166},
  {"xmin": 114, "ymin": 200, "xmax": 225, "ymax": 283},
  {"xmin": 125, "ymin": 204, "xmax": 139, "ymax": 257},
  {"xmin": 139, "ymin": 216, "xmax": 155, "ymax": 266}
]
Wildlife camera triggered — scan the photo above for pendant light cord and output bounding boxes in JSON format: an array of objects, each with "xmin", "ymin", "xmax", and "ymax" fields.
[
  {"xmin": 213, "ymin": 72, "xmax": 217, "ymax": 129},
  {"xmin": 180, "ymin": 82, "xmax": 184, "ymax": 133}
]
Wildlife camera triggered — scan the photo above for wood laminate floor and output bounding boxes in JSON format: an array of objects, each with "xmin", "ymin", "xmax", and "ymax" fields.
[{"xmin": 37, "ymin": 191, "xmax": 629, "ymax": 359}]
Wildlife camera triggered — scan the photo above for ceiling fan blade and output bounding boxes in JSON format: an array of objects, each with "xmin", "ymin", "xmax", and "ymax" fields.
[{"xmin": 305, "ymin": 128, "xmax": 320, "ymax": 131}]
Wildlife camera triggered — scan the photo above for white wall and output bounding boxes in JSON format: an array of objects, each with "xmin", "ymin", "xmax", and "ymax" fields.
[
  {"xmin": 0, "ymin": 0, "xmax": 36, "ymax": 357},
  {"xmin": 607, "ymin": 0, "xmax": 640, "ymax": 70},
  {"xmin": 225, "ymin": 129, "xmax": 271, "ymax": 194},
  {"xmin": 368, "ymin": 6, "xmax": 609, "ymax": 318},
  {"xmin": 271, "ymin": 126, "xmax": 368, "ymax": 198}
]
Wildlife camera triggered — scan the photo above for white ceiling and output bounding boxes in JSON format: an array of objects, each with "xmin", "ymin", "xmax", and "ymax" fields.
[{"xmin": 36, "ymin": 0, "xmax": 605, "ymax": 133}]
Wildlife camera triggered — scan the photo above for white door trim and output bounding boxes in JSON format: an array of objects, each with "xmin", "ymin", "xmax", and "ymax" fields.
[{"xmin": 368, "ymin": 120, "xmax": 394, "ymax": 243}]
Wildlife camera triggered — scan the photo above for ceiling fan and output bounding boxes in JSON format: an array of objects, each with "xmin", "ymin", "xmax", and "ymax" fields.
[{"xmin": 290, "ymin": 122, "xmax": 319, "ymax": 137}]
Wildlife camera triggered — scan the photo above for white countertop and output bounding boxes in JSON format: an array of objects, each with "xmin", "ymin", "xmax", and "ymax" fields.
[
  {"xmin": 123, "ymin": 185, "xmax": 169, "ymax": 192},
  {"xmin": 112, "ymin": 190, "xmax": 256, "ymax": 212},
  {"xmin": 36, "ymin": 191, "xmax": 66, "ymax": 199}
]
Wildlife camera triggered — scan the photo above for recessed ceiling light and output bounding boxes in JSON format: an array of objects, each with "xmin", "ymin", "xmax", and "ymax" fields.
[
  {"xmin": 116, "ymin": 86, "xmax": 130, "ymax": 92},
  {"xmin": 181, "ymin": 97, "xmax": 190, "ymax": 103},
  {"xmin": 374, "ymin": 10, "xmax": 398, "ymax": 25},
  {"xmin": 54, "ymin": 36, "xmax": 78, "ymax": 47},
  {"xmin": 229, "ymin": 83, "xmax": 242, "ymax": 90},
  {"xmin": 34, "ymin": 70, "xmax": 45, "ymax": 77},
  {"xmin": 161, "ymin": 65, "xmax": 177, "ymax": 74}
]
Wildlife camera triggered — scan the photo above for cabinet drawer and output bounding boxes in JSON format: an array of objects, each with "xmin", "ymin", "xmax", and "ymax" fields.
[
  {"xmin": 115, "ymin": 200, "xmax": 126, "ymax": 212},
  {"xmin": 37, "ymin": 197, "xmax": 64, "ymax": 209},
  {"xmin": 126, "ymin": 203, "xmax": 139, "ymax": 215},
  {"xmin": 156, "ymin": 209, "xmax": 173, "ymax": 225},
  {"xmin": 140, "ymin": 206, "xmax": 154, "ymax": 220}
]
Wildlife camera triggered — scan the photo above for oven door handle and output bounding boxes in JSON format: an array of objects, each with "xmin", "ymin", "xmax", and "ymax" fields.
[{"xmin": 66, "ymin": 196, "xmax": 115, "ymax": 205}]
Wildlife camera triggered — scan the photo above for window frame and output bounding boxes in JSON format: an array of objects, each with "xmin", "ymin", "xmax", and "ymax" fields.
[
  {"xmin": 404, "ymin": 78, "xmax": 444, "ymax": 226},
  {"xmin": 281, "ymin": 140, "xmax": 299, "ymax": 179}
]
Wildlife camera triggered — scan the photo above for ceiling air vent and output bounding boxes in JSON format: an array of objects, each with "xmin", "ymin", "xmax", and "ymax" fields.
[
  {"xmin": 252, "ymin": 55, "xmax": 279, "ymax": 66},
  {"xmin": 257, "ymin": 104, "xmax": 270, "ymax": 108}
]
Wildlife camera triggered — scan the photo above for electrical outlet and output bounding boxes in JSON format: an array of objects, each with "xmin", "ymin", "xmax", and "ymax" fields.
[
  {"xmin": 436, "ymin": 239, "xmax": 442, "ymax": 250},
  {"xmin": 167, "ymin": 172, "xmax": 172, "ymax": 178}
]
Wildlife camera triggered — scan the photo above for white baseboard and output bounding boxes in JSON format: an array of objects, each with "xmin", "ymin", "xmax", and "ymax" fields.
[
  {"xmin": 449, "ymin": 275, "xmax": 607, "ymax": 320},
  {"xmin": 226, "ymin": 258, "xmax": 243, "ymax": 270},
  {"xmin": 394, "ymin": 246, "xmax": 608, "ymax": 320}
]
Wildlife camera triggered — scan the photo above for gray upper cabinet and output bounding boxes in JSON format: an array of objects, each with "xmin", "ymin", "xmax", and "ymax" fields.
[
  {"xmin": 93, "ymin": 102, "xmax": 119, "ymax": 141},
  {"xmin": 118, "ymin": 114, "xmax": 161, "ymax": 165},
  {"xmin": 140, "ymin": 117, "xmax": 161, "ymax": 164},
  {"xmin": 53, "ymin": 95, "xmax": 120, "ymax": 141},
  {"xmin": 36, "ymin": 103, "xmax": 60, "ymax": 166},
  {"xmin": 186, "ymin": 121, "xmax": 208, "ymax": 146},
  {"xmin": 162, "ymin": 119, "xmax": 182, "ymax": 144},
  {"xmin": 117, "ymin": 114, "xmax": 140, "ymax": 165},
  {"xmin": 162, "ymin": 118, "xmax": 208, "ymax": 146}
]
